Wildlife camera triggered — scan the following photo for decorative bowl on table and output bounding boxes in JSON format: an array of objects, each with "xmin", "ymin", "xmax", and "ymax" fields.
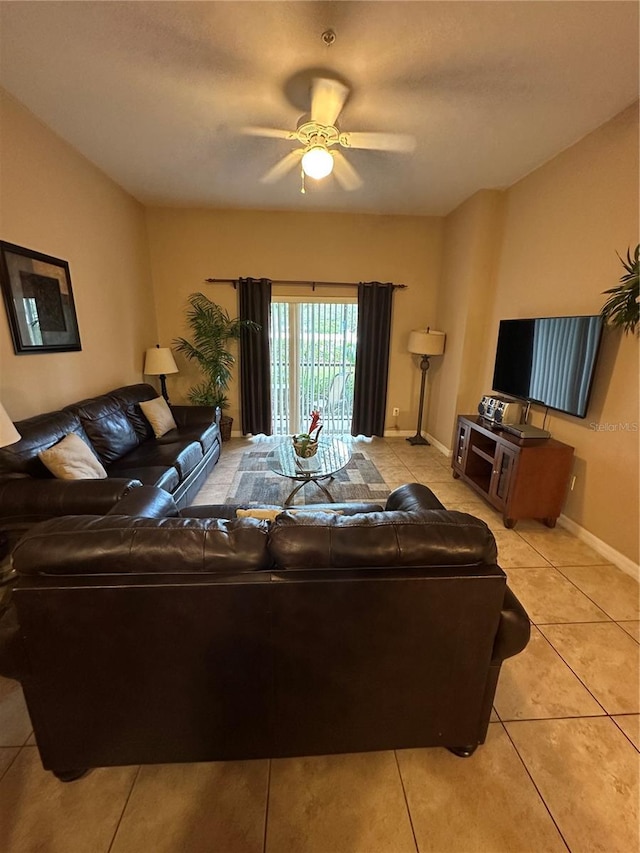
[{"xmin": 292, "ymin": 435, "xmax": 319, "ymax": 458}]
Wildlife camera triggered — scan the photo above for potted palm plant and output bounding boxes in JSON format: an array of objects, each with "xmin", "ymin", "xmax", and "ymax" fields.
[
  {"xmin": 600, "ymin": 245, "xmax": 639, "ymax": 336},
  {"xmin": 173, "ymin": 293, "xmax": 259, "ymax": 440}
]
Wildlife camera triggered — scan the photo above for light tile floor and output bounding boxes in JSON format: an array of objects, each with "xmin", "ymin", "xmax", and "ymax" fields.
[{"xmin": 0, "ymin": 436, "xmax": 638, "ymax": 853}]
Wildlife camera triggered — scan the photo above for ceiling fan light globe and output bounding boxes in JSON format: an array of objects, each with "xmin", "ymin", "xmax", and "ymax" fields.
[{"xmin": 301, "ymin": 146, "xmax": 334, "ymax": 180}]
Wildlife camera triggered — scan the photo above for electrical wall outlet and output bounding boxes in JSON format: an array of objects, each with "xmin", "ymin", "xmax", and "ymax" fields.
[{"xmin": 392, "ymin": 407, "xmax": 400, "ymax": 416}]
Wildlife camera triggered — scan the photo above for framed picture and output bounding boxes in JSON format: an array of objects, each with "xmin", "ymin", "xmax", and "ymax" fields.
[{"xmin": 0, "ymin": 241, "xmax": 81, "ymax": 354}]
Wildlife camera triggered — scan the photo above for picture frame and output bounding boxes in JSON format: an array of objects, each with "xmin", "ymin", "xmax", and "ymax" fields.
[{"xmin": 0, "ymin": 241, "xmax": 81, "ymax": 354}]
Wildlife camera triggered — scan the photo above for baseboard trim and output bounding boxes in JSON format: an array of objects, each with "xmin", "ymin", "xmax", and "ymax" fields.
[
  {"xmin": 558, "ymin": 514, "xmax": 639, "ymax": 580},
  {"xmin": 382, "ymin": 430, "xmax": 452, "ymax": 460},
  {"xmin": 424, "ymin": 433, "xmax": 452, "ymax": 458}
]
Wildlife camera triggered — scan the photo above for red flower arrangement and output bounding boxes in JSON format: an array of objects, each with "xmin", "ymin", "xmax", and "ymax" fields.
[{"xmin": 293, "ymin": 409, "xmax": 323, "ymax": 453}]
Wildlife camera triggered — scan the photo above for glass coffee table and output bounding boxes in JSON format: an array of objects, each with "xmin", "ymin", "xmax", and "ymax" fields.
[{"xmin": 267, "ymin": 438, "xmax": 352, "ymax": 506}]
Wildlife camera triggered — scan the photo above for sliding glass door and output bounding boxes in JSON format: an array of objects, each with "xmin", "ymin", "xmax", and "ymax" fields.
[{"xmin": 270, "ymin": 299, "xmax": 357, "ymax": 436}]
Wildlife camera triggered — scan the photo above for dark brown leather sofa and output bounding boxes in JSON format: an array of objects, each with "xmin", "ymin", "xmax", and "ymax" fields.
[
  {"xmin": 0, "ymin": 484, "xmax": 530, "ymax": 781},
  {"xmin": 0, "ymin": 383, "xmax": 222, "ymax": 546}
]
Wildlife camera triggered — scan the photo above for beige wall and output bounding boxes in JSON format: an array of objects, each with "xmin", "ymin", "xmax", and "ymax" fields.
[
  {"xmin": 0, "ymin": 89, "xmax": 157, "ymax": 420},
  {"xmin": 145, "ymin": 207, "xmax": 443, "ymax": 430},
  {"xmin": 445, "ymin": 104, "xmax": 638, "ymax": 562},
  {"xmin": 430, "ymin": 190, "xmax": 505, "ymax": 447}
]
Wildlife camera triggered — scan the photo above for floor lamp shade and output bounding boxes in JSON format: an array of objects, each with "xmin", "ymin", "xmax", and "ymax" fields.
[
  {"xmin": 408, "ymin": 329, "xmax": 446, "ymax": 357},
  {"xmin": 143, "ymin": 345, "xmax": 179, "ymax": 402},
  {"xmin": 0, "ymin": 402, "xmax": 21, "ymax": 447},
  {"xmin": 407, "ymin": 328, "xmax": 445, "ymax": 446}
]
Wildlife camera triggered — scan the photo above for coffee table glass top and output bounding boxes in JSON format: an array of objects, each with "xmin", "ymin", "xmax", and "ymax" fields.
[{"xmin": 267, "ymin": 438, "xmax": 352, "ymax": 481}]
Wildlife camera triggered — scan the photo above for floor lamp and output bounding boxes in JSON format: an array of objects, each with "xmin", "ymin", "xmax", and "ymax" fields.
[
  {"xmin": 0, "ymin": 401, "xmax": 21, "ymax": 583},
  {"xmin": 143, "ymin": 345, "xmax": 179, "ymax": 403},
  {"xmin": 406, "ymin": 329, "xmax": 446, "ymax": 446}
]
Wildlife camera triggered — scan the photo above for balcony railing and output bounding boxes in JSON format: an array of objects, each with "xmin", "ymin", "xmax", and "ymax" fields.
[{"xmin": 270, "ymin": 302, "xmax": 357, "ymax": 436}]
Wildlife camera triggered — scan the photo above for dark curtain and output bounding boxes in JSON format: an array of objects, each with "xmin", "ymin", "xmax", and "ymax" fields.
[
  {"xmin": 351, "ymin": 282, "xmax": 394, "ymax": 437},
  {"xmin": 238, "ymin": 277, "xmax": 272, "ymax": 435}
]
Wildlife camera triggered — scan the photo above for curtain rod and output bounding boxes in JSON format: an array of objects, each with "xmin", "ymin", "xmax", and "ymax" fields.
[{"xmin": 205, "ymin": 278, "xmax": 407, "ymax": 291}]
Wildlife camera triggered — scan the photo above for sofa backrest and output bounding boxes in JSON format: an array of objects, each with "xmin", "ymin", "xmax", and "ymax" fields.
[
  {"xmin": 0, "ymin": 409, "xmax": 94, "ymax": 477},
  {"xmin": 108, "ymin": 384, "xmax": 158, "ymax": 442},
  {"xmin": 268, "ymin": 508, "xmax": 498, "ymax": 569},
  {"xmin": 0, "ymin": 384, "xmax": 163, "ymax": 477},
  {"xmin": 13, "ymin": 515, "xmax": 271, "ymax": 575},
  {"xmin": 12, "ymin": 505, "xmax": 498, "ymax": 577}
]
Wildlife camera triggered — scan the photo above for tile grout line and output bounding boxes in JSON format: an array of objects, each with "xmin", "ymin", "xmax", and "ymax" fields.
[
  {"xmin": 551, "ymin": 564, "xmax": 637, "ymax": 622},
  {"xmin": 0, "ymin": 743, "xmax": 23, "ymax": 783},
  {"xmin": 106, "ymin": 765, "xmax": 142, "ymax": 853},
  {"xmin": 392, "ymin": 750, "xmax": 421, "ymax": 853},
  {"xmin": 261, "ymin": 757, "xmax": 272, "ymax": 853},
  {"xmin": 533, "ymin": 625, "xmax": 615, "ymax": 716},
  {"xmin": 609, "ymin": 717, "xmax": 640, "ymax": 753},
  {"xmin": 499, "ymin": 721, "xmax": 573, "ymax": 853}
]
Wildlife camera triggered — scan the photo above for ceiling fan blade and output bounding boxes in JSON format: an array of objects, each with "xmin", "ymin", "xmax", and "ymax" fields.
[
  {"xmin": 340, "ymin": 131, "xmax": 416, "ymax": 153},
  {"xmin": 311, "ymin": 78, "xmax": 349, "ymax": 127},
  {"xmin": 260, "ymin": 149, "xmax": 303, "ymax": 184},
  {"xmin": 241, "ymin": 126, "xmax": 297, "ymax": 140},
  {"xmin": 332, "ymin": 151, "xmax": 363, "ymax": 191}
]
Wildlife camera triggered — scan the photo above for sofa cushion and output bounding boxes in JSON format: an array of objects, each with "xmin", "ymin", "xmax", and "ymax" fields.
[
  {"xmin": 108, "ymin": 440, "xmax": 203, "ymax": 481},
  {"xmin": 38, "ymin": 433, "xmax": 108, "ymax": 480},
  {"xmin": 13, "ymin": 515, "xmax": 271, "ymax": 575},
  {"xmin": 155, "ymin": 423, "xmax": 219, "ymax": 454},
  {"xmin": 269, "ymin": 509, "xmax": 498, "ymax": 570},
  {"xmin": 139, "ymin": 397, "xmax": 178, "ymax": 439},
  {"xmin": 66, "ymin": 396, "xmax": 139, "ymax": 465}
]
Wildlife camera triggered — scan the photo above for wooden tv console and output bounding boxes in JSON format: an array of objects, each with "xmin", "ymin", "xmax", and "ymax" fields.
[{"xmin": 452, "ymin": 415, "xmax": 574, "ymax": 529}]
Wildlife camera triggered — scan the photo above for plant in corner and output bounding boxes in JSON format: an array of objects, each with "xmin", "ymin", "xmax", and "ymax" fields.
[
  {"xmin": 173, "ymin": 293, "xmax": 260, "ymax": 436},
  {"xmin": 600, "ymin": 245, "xmax": 639, "ymax": 336}
]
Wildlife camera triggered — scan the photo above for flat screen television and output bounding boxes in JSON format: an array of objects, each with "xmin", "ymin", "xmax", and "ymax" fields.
[{"xmin": 492, "ymin": 315, "xmax": 603, "ymax": 419}]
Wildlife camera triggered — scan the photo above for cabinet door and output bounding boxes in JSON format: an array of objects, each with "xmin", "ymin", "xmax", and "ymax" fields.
[
  {"xmin": 452, "ymin": 421, "xmax": 470, "ymax": 475},
  {"xmin": 489, "ymin": 445, "xmax": 516, "ymax": 509}
]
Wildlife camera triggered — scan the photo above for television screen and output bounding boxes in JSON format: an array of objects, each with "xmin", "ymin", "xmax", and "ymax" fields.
[{"xmin": 492, "ymin": 315, "xmax": 603, "ymax": 418}]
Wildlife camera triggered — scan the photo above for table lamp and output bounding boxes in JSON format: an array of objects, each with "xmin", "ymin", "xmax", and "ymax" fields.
[
  {"xmin": 143, "ymin": 345, "xmax": 179, "ymax": 403},
  {"xmin": 0, "ymin": 401, "xmax": 20, "ymax": 448}
]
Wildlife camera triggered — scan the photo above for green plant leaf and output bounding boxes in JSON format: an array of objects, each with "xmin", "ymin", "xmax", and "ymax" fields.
[
  {"xmin": 173, "ymin": 292, "xmax": 261, "ymax": 406},
  {"xmin": 600, "ymin": 245, "xmax": 639, "ymax": 336}
]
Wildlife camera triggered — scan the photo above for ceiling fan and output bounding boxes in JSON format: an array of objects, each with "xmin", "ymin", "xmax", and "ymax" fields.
[{"xmin": 242, "ymin": 77, "xmax": 416, "ymax": 191}]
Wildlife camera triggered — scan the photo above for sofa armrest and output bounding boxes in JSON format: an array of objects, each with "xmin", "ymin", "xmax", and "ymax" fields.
[
  {"xmin": 0, "ymin": 477, "xmax": 144, "ymax": 520},
  {"xmin": 170, "ymin": 405, "xmax": 221, "ymax": 429},
  {"xmin": 491, "ymin": 586, "xmax": 531, "ymax": 664},
  {"xmin": 106, "ymin": 486, "xmax": 179, "ymax": 518},
  {"xmin": 385, "ymin": 483, "xmax": 445, "ymax": 512}
]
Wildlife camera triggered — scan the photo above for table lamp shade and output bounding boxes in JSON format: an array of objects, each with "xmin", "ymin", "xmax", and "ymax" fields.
[
  {"xmin": 408, "ymin": 329, "xmax": 446, "ymax": 356},
  {"xmin": 143, "ymin": 347, "xmax": 178, "ymax": 376},
  {"xmin": 0, "ymin": 402, "xmax": 21, "ymax": 447}
]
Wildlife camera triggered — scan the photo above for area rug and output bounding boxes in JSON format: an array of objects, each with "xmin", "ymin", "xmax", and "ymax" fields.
[{"xmin": 225, "ymin": 449, "xmax": 391, "ymax": 506}]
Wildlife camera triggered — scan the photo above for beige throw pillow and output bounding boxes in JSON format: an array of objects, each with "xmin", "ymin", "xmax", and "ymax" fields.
[
  {"xmin": 39, "ymin": 433, "xmax": 107, "ymax": 480},
  {"xmin": 236, "ymin": 508, "xmax": 344, "ymax": 521},
  {"xmin": 139, "ymin": 396, "xmax": 177, "ymax": 438},
  {"xmin": 236, "ymin": 508, "xmax": 282, "ymax": 522}
]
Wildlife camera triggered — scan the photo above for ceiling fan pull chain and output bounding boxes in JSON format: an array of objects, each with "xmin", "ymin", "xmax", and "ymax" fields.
[{"xmin": 300, "ymin": 167, "xmax": 306, "ymax": 194}]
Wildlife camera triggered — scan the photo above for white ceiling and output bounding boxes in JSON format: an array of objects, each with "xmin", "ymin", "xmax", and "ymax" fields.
[{"xmin": 0, "ymin": 1, "xmax": 638, "ymax": 216}]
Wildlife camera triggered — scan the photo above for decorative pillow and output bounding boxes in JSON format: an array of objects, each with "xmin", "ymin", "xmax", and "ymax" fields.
[
  {"xmin": 38, "ymin": 433, "xmax": 107, "ymax": 480},
  {"xmin": 236, "ymin": 508, "xmax": 282, "ymax": 522},
  {"xmin": 139, "ymin": 396, "xmax": 177, "ymax": 439},
  {"xmin": 236, "ymin": 508, "xmax": 343, "ymax": 522}
]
